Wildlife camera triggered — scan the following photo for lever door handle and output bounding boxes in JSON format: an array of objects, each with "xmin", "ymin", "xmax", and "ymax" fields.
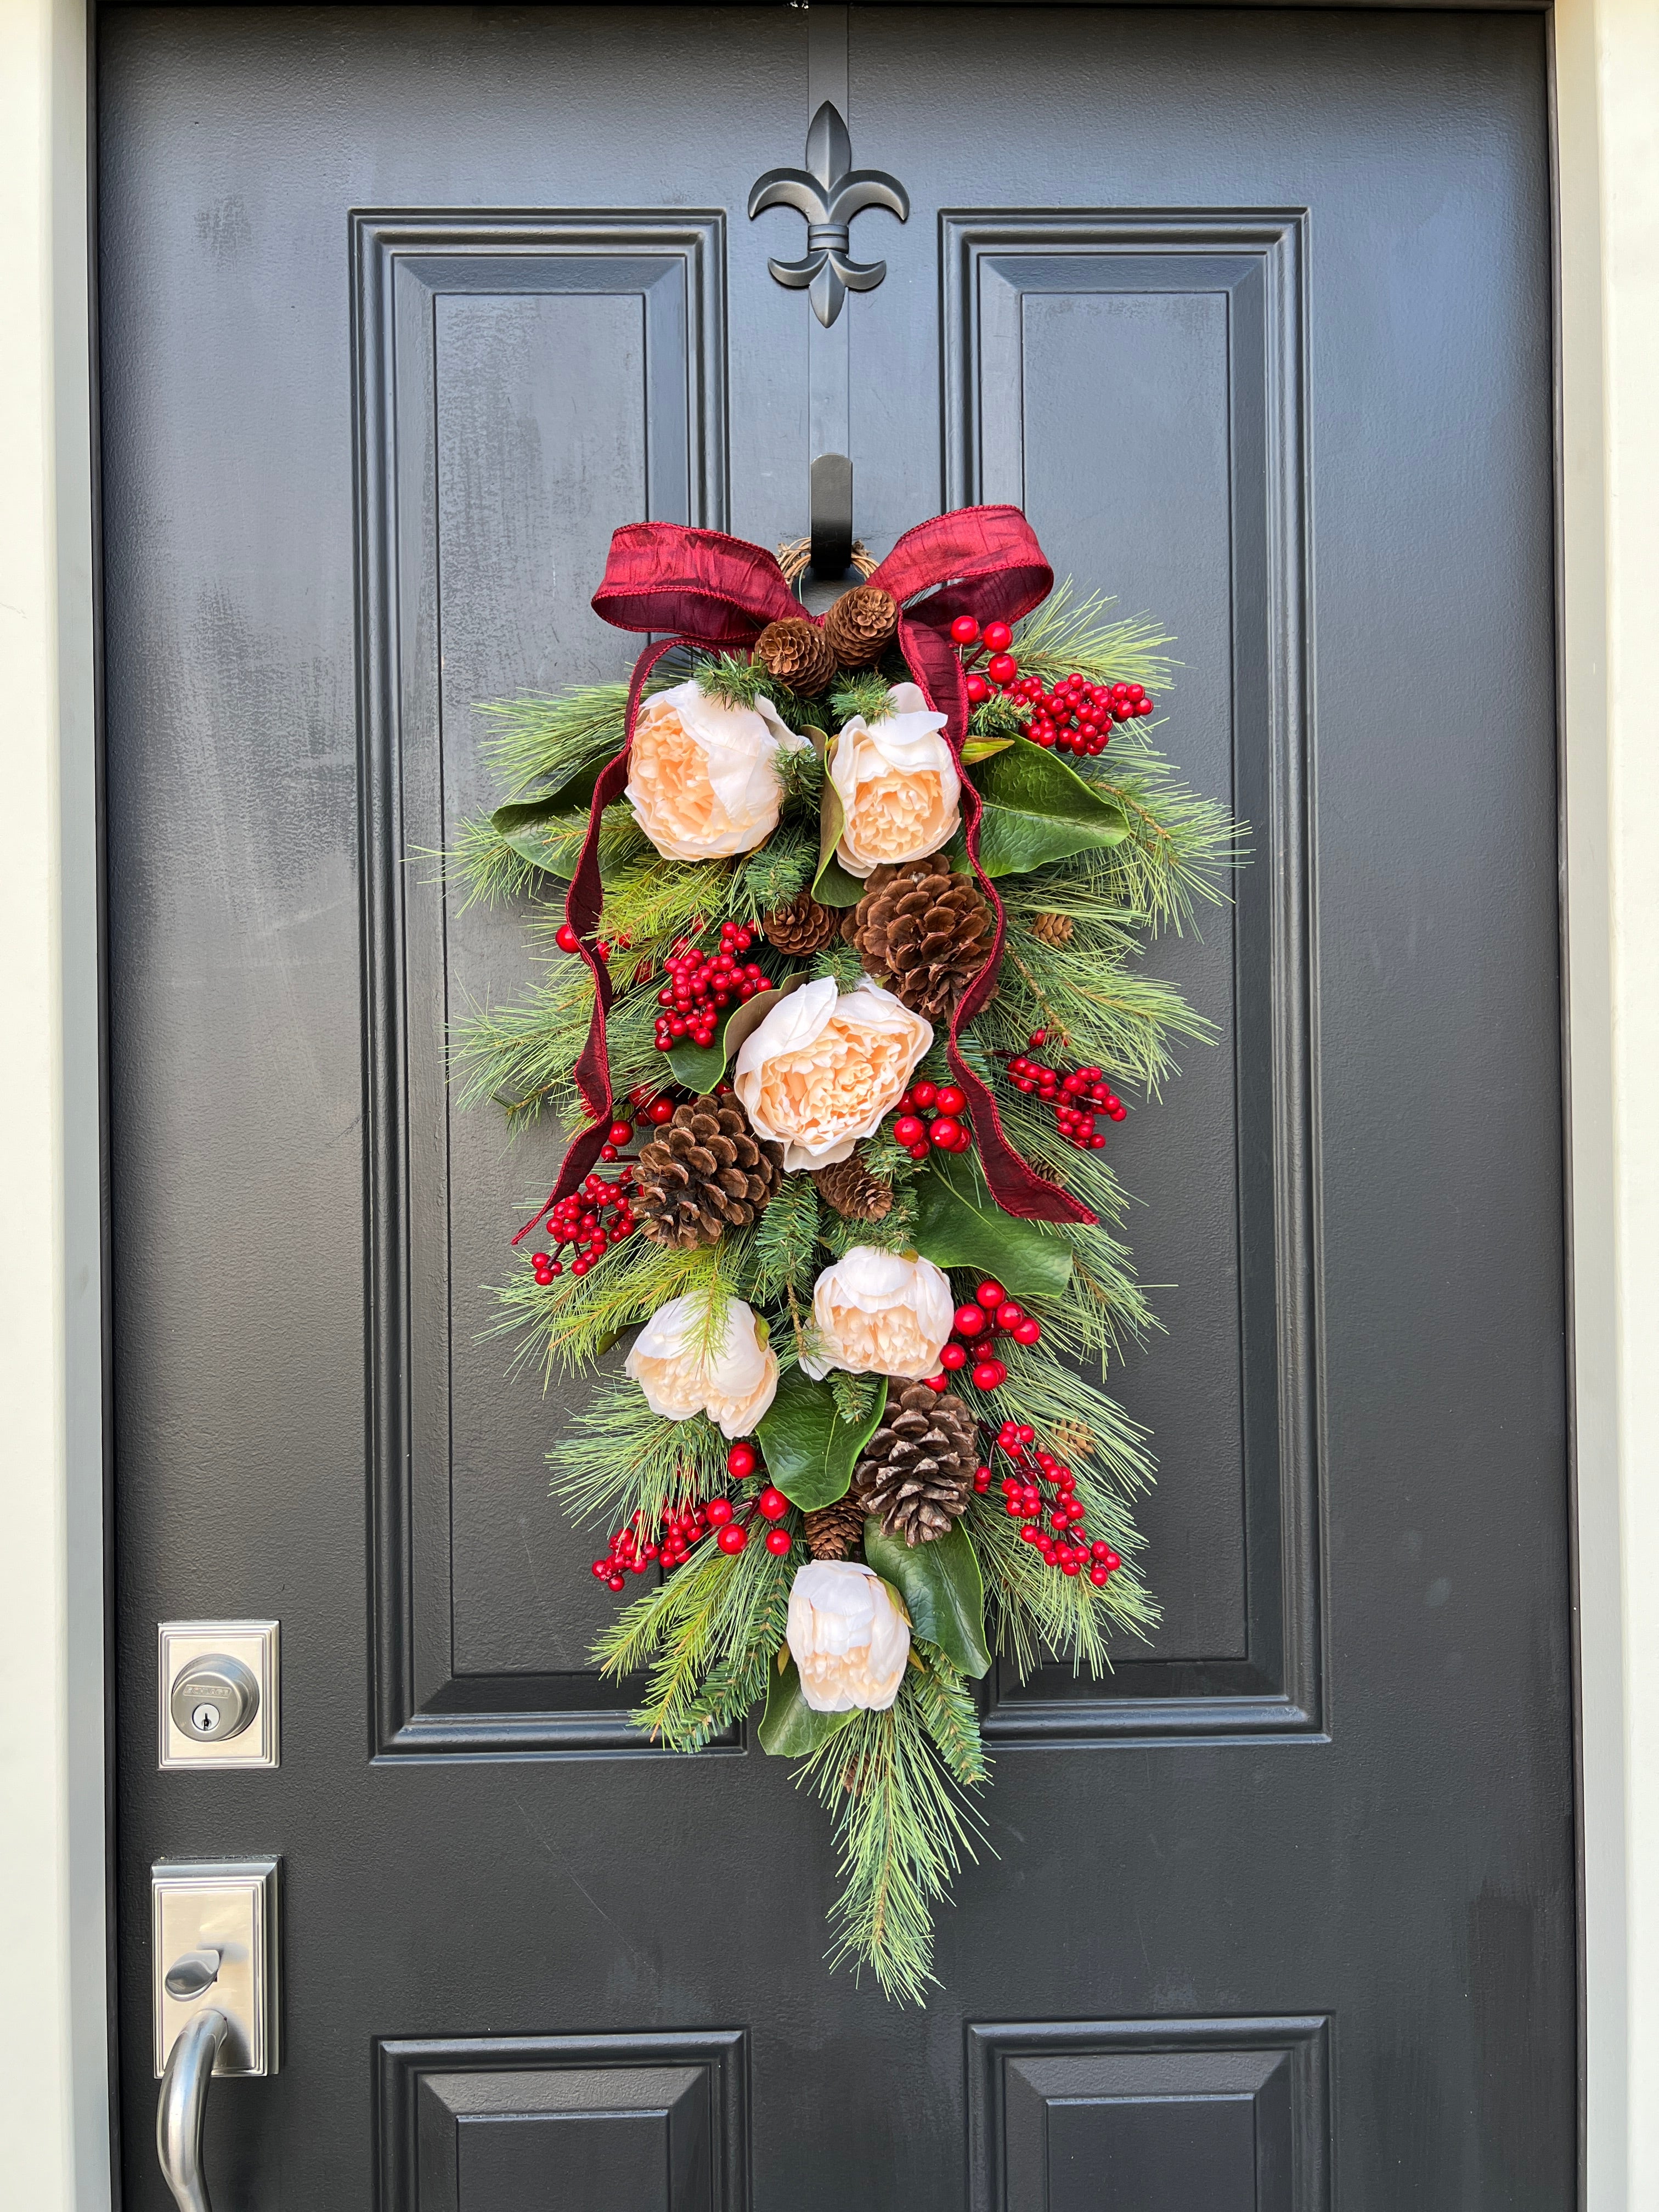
[{"xmin": 157, "ymin": 2006, "xmax": 230, "ymax": 2212}]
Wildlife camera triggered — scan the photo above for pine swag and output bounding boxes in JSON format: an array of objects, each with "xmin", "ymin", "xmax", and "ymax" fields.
[{"xmin": 458, "ymin": 507, "xmax": 1240, "ymax": 2002}]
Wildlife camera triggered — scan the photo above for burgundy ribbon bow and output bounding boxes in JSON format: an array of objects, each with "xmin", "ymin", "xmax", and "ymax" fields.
[{"xmin": 516, "ymin": 506, "xmax": 1096, "ymax": 1243}]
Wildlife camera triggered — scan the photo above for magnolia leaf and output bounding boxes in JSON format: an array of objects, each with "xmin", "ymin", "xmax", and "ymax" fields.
[
  {"xmin": 666, "ymin": 969, "xmax": 810, "ymax": 1092},
  {"xmin": 810, "ymin": 733, "xmax": 866, "ymax": 906},
  {"xmin": 960, "ymin": 735, "xmax": 1015, "ymax": 765},
  {"xmin": 863, "ymin": 1520, "xmax": 991, "ymax": 1680},
  {"xmin": 757, "ymin": 1652, "xmax": 859, "ymax": 1757},
  {"xmin": 490, "ymin": 753, "xmax": 614, "ymax": 877},
  {"xmin": 912, "ymin": 1150, "xmax": 1074, "ymax": 1299},
  {"xmin": 756, "ymin": 1367, "xmax": 888, "ymax": 1511},
  {"xmin": 969, "ymin": 735, "xmax": 1129, "ymax": 878}
]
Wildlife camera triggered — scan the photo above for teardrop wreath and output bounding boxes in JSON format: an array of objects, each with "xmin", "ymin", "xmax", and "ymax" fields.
[{"xmin": 459, "ymin": 507, "xmax": 1240, "ymax": 2002}]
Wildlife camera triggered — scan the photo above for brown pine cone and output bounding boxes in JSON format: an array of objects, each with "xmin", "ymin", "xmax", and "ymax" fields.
[
  {"xmin": 849, "ymin": 858, "xmax": 996, "ymax": 1021},
  {"xmin": 763, "ymin": 889, "xmax": 842, "ymax": 956},
  {"xmin": 1051, "ymin": 1418, "xmax": 1093, "ymax": 1465},
  {"xmin": 805, "ymin": 1494, "xmax": 867, "ymax": 1561},
  {"xmin": 853, "ymin": 1383, "xmax": 978, "ymax": 1546},
  {"xmin": 823, "ymin": 585, "xmax": 899, "ymax": 668},
  {"xmin": 754, "ymin": 617, "xmax": 835, "ymax": 697},
  {"xmin": 1030, "ymin": 910, "xmax": 1075, "ymax": 948},
  {"xmin": 811, "ymin": 1149, "xmax": 894, "ymax": 1224},
  {"xmin": 633, "ymin": 1097, "xmax": 782, "ymax": 1249}
]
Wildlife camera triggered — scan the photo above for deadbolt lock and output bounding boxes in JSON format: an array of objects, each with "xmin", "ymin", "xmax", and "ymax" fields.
[{"xmin": 159, "ymin": 1622, "xmax": 280, "ymax": 1770}]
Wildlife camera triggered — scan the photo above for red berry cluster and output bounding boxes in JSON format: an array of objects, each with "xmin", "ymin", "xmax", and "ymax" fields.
[
  {"xmin": 531, "ymin": 1165, "xmax": 638, "ymax": 1283},
  {"xmin": 891, "ymin": 1078, "xmax": 974, "ymax": 1160},
  {"xmin": 1003, "ymin": 672, "xmax": 1154, "ymax": 758},
  {"xmin": 932, "ymin": 1277, "xmax": 1041, "ymax": 1393},
  {"xmin": 980, "ymin": 1420, "xmax": 1121, "ymax": 1585},
  {"xmin": 590, "ymin": 1443, "xmax": 795, "ymax": 1591},
  {"xmin": 1001, "ymin": 1029, "xmax": 1127, "ymax": 1151},
  {"xmin": 652, "ymin": 922, "xmax": 773, "ymax": 1054},
  {"xmin": 950, "ymin": 614, "xmax": 1019, "ymax": 704}
]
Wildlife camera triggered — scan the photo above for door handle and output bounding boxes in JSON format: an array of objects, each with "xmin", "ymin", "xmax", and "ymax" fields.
[
  {"xmin": 157, "ymin": 2006, "xmax": 230, "ymax": 2212},
  {"xmin": 153, "ymin": 1860, "xmax": 281, "ymax": 2212}
]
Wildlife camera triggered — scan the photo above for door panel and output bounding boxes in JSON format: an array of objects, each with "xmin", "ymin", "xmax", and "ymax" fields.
[{"xmin": 103, "ymin": 8, "xmax": 1572, "ymax": 2208}]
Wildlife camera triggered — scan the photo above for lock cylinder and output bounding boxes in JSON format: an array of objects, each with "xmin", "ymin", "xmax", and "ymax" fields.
[{"xmin": 167, "ymin": 1654, "xmax": 260, "ymax": 1744}]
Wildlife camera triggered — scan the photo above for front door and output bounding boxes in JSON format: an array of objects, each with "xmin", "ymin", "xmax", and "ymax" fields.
[{"xmin": 103, "ymin": 7, "xmax": 1573, "ymax": 2206}]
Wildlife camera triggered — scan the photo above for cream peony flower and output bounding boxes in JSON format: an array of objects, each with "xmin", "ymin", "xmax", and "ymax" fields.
[
  {"xmin": 623, "ymin": 1293, "xmax": 778, "ymax": 1439},
  {"xmin": 732, "ymin": 976, "xmax": 932, "ymax": 1171},
  {"xmin": 787, "ymin": 1560, "xmax": 911, "ymax": 1712},
  {"xmin": 626, "ymin": 679, "xmax": 807, "ymax": 861},
  {"xmin": 829, "ymin": 679, "xmax": 961, "ymax": 878},
  {"xmin": 800, "ymin": 1246, "xmax": 955, "ymax": 1381}
]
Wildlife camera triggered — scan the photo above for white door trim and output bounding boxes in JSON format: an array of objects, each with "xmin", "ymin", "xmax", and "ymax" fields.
[{"xmin": 2, "ymin": 3, "xmax": 1652, "ymax": 2204}]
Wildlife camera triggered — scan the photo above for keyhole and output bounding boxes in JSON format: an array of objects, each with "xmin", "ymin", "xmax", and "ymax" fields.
[{"xmin": 191, "ymin": 1702, "xmax": 222, "ymax": 1735}]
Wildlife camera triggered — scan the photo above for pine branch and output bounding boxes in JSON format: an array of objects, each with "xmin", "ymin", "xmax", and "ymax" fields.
[
  {"xmin": 749, "ymin": 1173, "xmax": 822, "ymax": 1309},
  {"xmin": 696, "ymin": 651, "xmax": 813, "ymax": 724},
  {"xmin": 830, "ymin": 1370, "xmax": 877, "ymax": 1426},
  {"xmin": 912, "ymin": 1652, "xmax": 990, "ymax": 1788},
  {"xmin": 549, "ymin": 1375, "xmax": 730, "ymax": 1534},
  {"xmin": 830, "ymin": 672, "xmax": 894, "ymax": 726},
  {"xmin": 1011, "ymin": 580, "xmax": 1176, "ymax": 693},
  {"xmin": 476, "ymin": 682, "xmax": 631, "ymax": 799},
  {"xmin": 800, "ymin": 1679, "xmax": 986, "ymax": 2005}
]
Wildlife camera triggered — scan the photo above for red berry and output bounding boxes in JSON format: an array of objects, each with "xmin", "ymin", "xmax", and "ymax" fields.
[
  {"xmin": 965, "ymin": 672, "xmax": 991, "ymax": 704},
  {"xmin": 1013, "ymin": 1317, "xmax": 1042, "ymax": 1345},
  {"xmin": 953, "ymin": 1303, "xmax": 986, "ymax": 1336},
  {"xmin": 995, "ymin": 1301, "xmax": 1024, "ymax": 1329},
  {"xmin": 764, "ymin": 1526, "xmax": 793, "ymax": 1556},
  {"xmin": 940, "ymin": 1342, "xmax": 969, "ymax": 1371},
  {"xmin": 757, "ymin": 1487, "xmax": 789, "ymax": 1521},
  {"xmin": 977, "ymin": 1279, "xmax": 1006, "ymax": 1309},
  {"xmin": 934, "ymin": 1085, "xmax": 967, "ymax": 1116},
  {"xmin": 893, "ymin": 1114, "xmax": 926, "ymax": 1147},
  {"xmin": 555, "ymin": 923, "xmax": 581, "ymax": 953},
  {"xmin": 1028, "ymin": 1030, "xmax": 1047, "ymax": 1048},
  {"xmin": 648, "ymin": 1098, "xmax": 675, "ymax": 1124},
  {"xmin": 909, "ymin": 1143, "xmax": 929, "ymax": 1161},
  {"xmin": 913, "ymin": 1080, "xmax": 938, "ymax": 1109},
  {"xmin": 983, "ymin": 620, "xmax": 1013, "ymax": 652},
  {"xmin": 727, "ymin": 1442, "xmax": 758, "ymax": 1479},
  {"xmin": 972, "ymin": 1358, "xmax": 1006, "ymax": 1391},
  {"xmin": 706, "ymin": 1497, "xmax": 734, "ymax": 1527},
  {"xmin": 922, "ymin": 1372, "xmax": 950, "ymax": 1392},
  {"xmin": 928, "ymin": 1116, "xmax": 961, "ymax": 1149},
  {"xmin": 717, "ymin": 1523, "xmax": 748, "ymax": 1555},
  {"xmin": 608, "ymin": 1120, "xmax": 634, "ymax": 1146},
  {"xmin": 1088, "ymin": 1564, "xmax": 1110, "ymax": 1586},
  {"xmin": 987, "ymin": 652, "xmax": 1018, "ymax": 686},
  {"xmin": 951, "ymin": 614, "xmax": 980, "ymax": 645}
]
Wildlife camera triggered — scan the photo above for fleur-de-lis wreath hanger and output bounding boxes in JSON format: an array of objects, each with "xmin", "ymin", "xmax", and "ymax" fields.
[{"xmin": 748, "ymin": 100, "xmax": 910, "ymax": 328}]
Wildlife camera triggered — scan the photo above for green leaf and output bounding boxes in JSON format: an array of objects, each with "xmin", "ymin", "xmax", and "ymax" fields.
[
  {"xmin": 758, "ymin": 1651, "xmax": 859, "ymax": 1756},
  {"xmin": 969, "ymin": 735, "xmax": 1130, "ymax": 878},
  {"xmin": 756, "ymin": 1367, "xmax": 888, "ymax": 1510},
  {"xmin": 810, "ymin": 733, "xmax": 866, "ymax": 907},
  {"xmin": 911, "ymin": 1150, "xmax": 1074, "ymax": 1300},
  {"xmin": 864, "ymin": 1521, "xmax": 991, "ymax": 1680},
  {"xmin": 960, "ymin": 735, "xmax": 1014, "ymax": 765},
  {"xmin": 490, "ymin": 753, "xmax": 613, "ymax": 878},
  {"xmin": 666, "ymin": 969, "xmax": 810, "ymax": 1091}
]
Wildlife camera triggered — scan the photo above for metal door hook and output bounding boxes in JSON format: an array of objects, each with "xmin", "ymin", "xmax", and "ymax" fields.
[
  {"xmin": 810, "ymin": 453, "xmax": 854, "ymax": 581},
  {"xmin": 157, "ymin": 2007, "xmax": 230, "ymax": 2212}
]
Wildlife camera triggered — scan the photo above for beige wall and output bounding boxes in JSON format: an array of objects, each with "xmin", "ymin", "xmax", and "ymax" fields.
[{"xmin": 0, "ymin": 1, "xmax": 1652, "ymax": 2202}]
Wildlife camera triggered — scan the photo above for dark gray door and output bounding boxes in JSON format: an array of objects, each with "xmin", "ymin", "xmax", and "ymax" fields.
[{"xmin": 103, "ymin": 7, "xmax": 1572, "ymax": 2207}]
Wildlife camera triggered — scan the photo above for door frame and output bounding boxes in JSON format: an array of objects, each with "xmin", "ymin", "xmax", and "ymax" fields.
[{"xmin": 3, "ymin": 2, "xmax": 1651, "ymax": 2205}]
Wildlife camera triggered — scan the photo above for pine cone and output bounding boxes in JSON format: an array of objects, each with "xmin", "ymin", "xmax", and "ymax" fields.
[
  {"xmin": 853, "ymin": 1383, "xmax": 978, "ymax": 1546},
  {"xmin": 811, "ymin": 1149, "xmax": 894, "ymax": 1223},
  {"xmin": 805, "ymin": 1494, "xmax": 867, "ymax": 1561},
  {"xmin": 634, "ymin": 1097, "xmax": 782, "ymax": 1249},
  {"xmin": 754, "ymin": 617, "xmax": 835, "ymax": 697},
  {"xmin": 1030, "ymin": 910, "xmax": 1074, "ymax": 948},
  {"xmin": 763, "ymin": 889, "xmax": 842, "ymax": 956},
  {"xmin": 849, "ymin": 858, "xmax": 996, "ymax": 1021},
  {"xmin": 823, "ymin": 585, "xmax": 898, "ymax": 668},
  {"xmin": 1051, "ymin": 1418, "xmax": 1093, "ymax": 1465}
]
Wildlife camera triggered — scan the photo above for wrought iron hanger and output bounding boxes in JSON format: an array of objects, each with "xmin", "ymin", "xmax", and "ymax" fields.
[{"xmin": 748, "ymin": 100, "xmax": 909, "ymax": 329}]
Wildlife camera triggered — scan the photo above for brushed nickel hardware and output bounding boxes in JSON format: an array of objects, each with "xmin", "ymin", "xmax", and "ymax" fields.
[
  {"xmin": 153, "ymin": 1860, "xmax": 281, "ymax": 2212},
  {"xmin": 158, "ymin": 1621, "xmax": 279, "ymax": 1769},
  {"xmin": 158, "ymin": 2008, "xmax": 229, "ymax": 2212},
  {"xmin": 748, "ymin": 100, "xmax": 907, "ymax": 327}
]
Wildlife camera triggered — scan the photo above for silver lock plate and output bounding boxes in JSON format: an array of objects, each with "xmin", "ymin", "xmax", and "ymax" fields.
[
  {"xmin": 158, "ymin": 1622, "xmax": 280, "ymax": 1770},
  {"xmin": 152, "ymin": 1858, "xmax": 281, "ymax": 2077}
]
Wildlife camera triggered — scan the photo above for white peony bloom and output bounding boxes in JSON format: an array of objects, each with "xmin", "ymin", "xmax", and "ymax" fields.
[
  {"xmin": 732, "ymin": 975, "xmax": 932, "ymax": 1172},
  {"xmin": 623, "ymin": 1293, "xmax": 778, "ymax": 1438},
  {"xmin": 626, "ymin": 678, "xmax": 808, "ymax": 861},
  {"xmin": 829, "ymin": 679, "xmax": 961, "ymax": 878},
  {"xmin": 800, "ymin": 1246, "xmax": 955, "ymax": 1382},
  {"xmin": 787, "ymin": 1560, "xmax": 911, "ymax": 1712}
]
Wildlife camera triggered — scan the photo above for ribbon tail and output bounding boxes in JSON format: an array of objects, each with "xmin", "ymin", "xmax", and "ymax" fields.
[
  {"xmin": 512, "ymin": 634, "xmax": 684, "ymax": 1245},
  {"xmin": 899, "ymin": 613, "xmax": 1096, "ymax": 1229}
]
